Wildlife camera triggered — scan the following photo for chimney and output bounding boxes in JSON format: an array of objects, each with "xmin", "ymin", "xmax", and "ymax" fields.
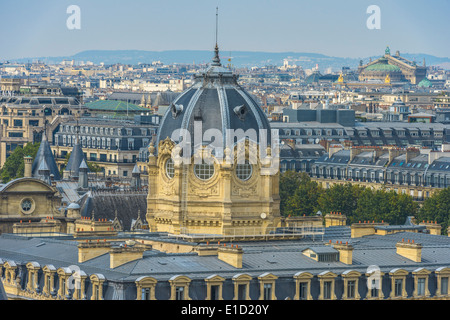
[
  {"xmin": 388, "ymin": 147, "xmax": 405, "ymax": 164},
  {"xmin": 78, "ymin": 241, "xmax": 111, "ymax": 263},
  {"xmin": 333, "ymin": 242, "xmax": 354, "ymax": 265},
  {"xmin": 350, "ymin": 221, "xmax": 388, "ymax": 238},
  {"xmin": 110, "ymin": 242, "xmax": 150, "ymax": 269},
  {"xmin": 24, "ymin": 156, "xmax": 33, "ymax": 178},
  {"xmin": 350, "ymin": 147, "xmax": 363, "ymax": 161},
  {"xmin": 396, "ymin": 239, "xmax": 422, "ymax": 262},
  {"xmin": 406, "ymin": 148, "xmax": 420, "ymax": 163},
  {"xmin": 324, "ymin": 212, "xmax": 346, "ymax": 228},
  {"xmin": 419, "ymin": 221, "xmax": 442, "ymax": 236},
  {"xmin": 218, "ymin": 245, "xmax": 243, "ymax": 268},
  {"xmin": 328, "ymin": 144, "xmax": 343, "ymax": 157},
  {"xmin": 194, "ymin": 244, "xmax": 219, "ymax": 256}
]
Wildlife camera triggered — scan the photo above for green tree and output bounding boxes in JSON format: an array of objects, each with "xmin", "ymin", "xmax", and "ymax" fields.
[
  {"xmin": 417, "ymin": 187, "xmax": 450, "ymax": 234},
  {"xmin": 87, "ymin": 161, "xmax": 103, "ymax": 173},
  {"xmin": 0, "ymin": 142, "xmax": 40, "ymax": 183},
  {"xmin": 282, "ymin": 174, "xmax": 323, "ymax": 217},
  {"xmin": 317, "ymin": 183, "xmax": 364, "ymax": 218},
  {"xmin": 279, "ymin": 171, "xmax": 311, "ymax": 216},
  {"xmin": 353, "ymin": 188, "xmax": 417, "ymax": 225},
  {"xmin": 279, "ymin": 172, "xmax": 419, "ymax": 224}
]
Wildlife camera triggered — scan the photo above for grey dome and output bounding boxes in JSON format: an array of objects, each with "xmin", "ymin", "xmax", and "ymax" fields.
[
  {"xmin": 67, "ymin": 202, "xmax": 80, "ymax": 209},
  {"xmin": 156, "ymin": 46, "xmax": 271, "ymax": 154}
]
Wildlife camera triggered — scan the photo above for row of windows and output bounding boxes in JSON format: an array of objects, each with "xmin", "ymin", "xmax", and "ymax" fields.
[
  {"xmin": 60, "ymin": 125, "xmax": 155, "ymax": 137},
  {"xmin": 3, "ymin": 262, "xmax": 450, "ymax": 300},
  {"xmin": 280, "ymin": 161, "xmax": 313, "ymax": 173},
  {"xmin": 282, "ymin": 128, "xmax": 445, "ymax": 139},
  {"xmin": 312, "ymin": 166, "xmax": 450, "ymax": 188},
  {"xmin": 352, "ymin": 128, "xmax": 445, "ymax": 137},
  {"xmin": 57, "ymin": 135, "xmax": 148, "ymax": 151},
  {"xmin": 165, "ymin": 159, "xmax": 252, "ymax": 182},
  {"xmin": 136, "ymin": 269, "xmax": 450, "ymax": 300},
  {"xmin": 283, "ymin": 129, "xmax": 345, "ymax": 137}
]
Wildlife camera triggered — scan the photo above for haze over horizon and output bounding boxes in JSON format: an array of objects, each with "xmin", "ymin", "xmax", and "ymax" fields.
[{"xmin": 1, "ymin": 0, "xmax": 449, "ymax": 61}]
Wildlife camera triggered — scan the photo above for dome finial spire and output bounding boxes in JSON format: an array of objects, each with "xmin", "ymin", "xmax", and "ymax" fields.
[
  {"xmin": 215, "ymin": 6, "xmax": 218, "ymax": 47},
  {"xmin": 212, "ymin": 6, "xmax": 221, "ymax": 66}
]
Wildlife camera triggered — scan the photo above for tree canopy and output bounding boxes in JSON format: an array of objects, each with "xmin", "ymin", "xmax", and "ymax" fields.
[
  {"xmin": 0, "ymin": 142, "xmax": 41, "ymax": 183},
  {"xmin": 417, "ymin": 187, "xmax": 450, "ymax": 234},
  {"xmin": 279, "ymin": 170, "xmax": 419, "ymax": 226}
]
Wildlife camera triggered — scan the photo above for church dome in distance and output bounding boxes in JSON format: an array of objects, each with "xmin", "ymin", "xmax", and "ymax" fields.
[
  {"xmin": 418, "ymin": 78, "xmax": 432, "ymax": 88},
  {"xmin": 365, "ymin": 58, "xmax": 401, "ymax": 73}
]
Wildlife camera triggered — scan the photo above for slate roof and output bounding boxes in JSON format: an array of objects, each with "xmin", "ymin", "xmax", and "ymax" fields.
[
  {"xmin": 1, "ymin": 223, "xmax": 449, "ymax": 281},
  {"xmin": 79, "ymin": 191, "xmax": 147, "ymax": 230},
  {"xmin": 1, "ymin": 221, "xmax": 450, "ymax": 300},
  {"xmin": 32, "ymin": 133, "xmax": 61, "ymax": 180},
  {"xmin": 85, "ymin": 100, "xmax": 148, "ymax": 112},
  {"xmin": 65, "ymin": 139, "xmax": 87, "ymax": 177}
]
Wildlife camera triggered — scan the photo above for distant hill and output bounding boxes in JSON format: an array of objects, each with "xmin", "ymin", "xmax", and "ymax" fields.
[{"xmin": 11, "ymin": 50, "xmax": 450, "ymax": 70}]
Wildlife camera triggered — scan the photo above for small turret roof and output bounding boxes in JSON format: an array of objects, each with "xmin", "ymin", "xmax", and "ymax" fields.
[
  {"xmin": 79, "ymin": 159, "xmax": 88, "ymax": 170},
  {"xmin": 32, "ymin": 132, "xmax": 61, "ymax": 180},
  {"xmin": 132, "ymin": 164, "xmax": 141, "ymax": 174},
  {"xmin": 65, "ymin": 137, "xmax": 87, "ymax": 177}
]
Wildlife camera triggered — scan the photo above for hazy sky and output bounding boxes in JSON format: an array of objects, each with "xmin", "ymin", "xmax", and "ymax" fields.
[{"xmin": 1, "ymin": 0, "xmax": 449, "ymax": 60}]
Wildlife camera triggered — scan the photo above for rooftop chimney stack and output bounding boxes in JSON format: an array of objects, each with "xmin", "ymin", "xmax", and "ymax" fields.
[{"xmin": 24, "ymin": 156, "xmax": 33, "ymax": 178}]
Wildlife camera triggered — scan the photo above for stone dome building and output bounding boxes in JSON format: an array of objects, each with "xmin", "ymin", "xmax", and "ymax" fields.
[{"xmin": 146, "ymin": 44, "xmax": 281, "ymax": 236}]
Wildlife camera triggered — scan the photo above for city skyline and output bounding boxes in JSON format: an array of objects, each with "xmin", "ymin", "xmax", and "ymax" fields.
[{"xmin": 1, "ymin": 0, "xmax": 450, "ymax": 61}]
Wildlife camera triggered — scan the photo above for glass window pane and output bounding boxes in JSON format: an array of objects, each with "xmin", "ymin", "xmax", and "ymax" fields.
[
  {"xmin": 194, "ymin": 162, "xmax": 215, "ymax": 180},
  {"xmin": 236, "ymin": 161, "xmax": 252, "ymax": 181},
  {"xmin": 442, "ymin": 277, "xmax": 448, "ymax": 295},
  {"xmin": 165, "ymin": 158, "xmax": 174, "ymax": 179}
]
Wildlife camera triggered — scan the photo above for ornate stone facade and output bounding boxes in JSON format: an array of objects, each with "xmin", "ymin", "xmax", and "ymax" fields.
[{"xmin": 146, "ymin": 138, "xmax": 281, "ymax": 235}]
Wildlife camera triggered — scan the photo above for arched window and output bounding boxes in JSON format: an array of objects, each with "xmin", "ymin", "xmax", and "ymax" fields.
[{"xmin": 135, "ymin": 276, "xmax": 157, "ymax": 300}]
